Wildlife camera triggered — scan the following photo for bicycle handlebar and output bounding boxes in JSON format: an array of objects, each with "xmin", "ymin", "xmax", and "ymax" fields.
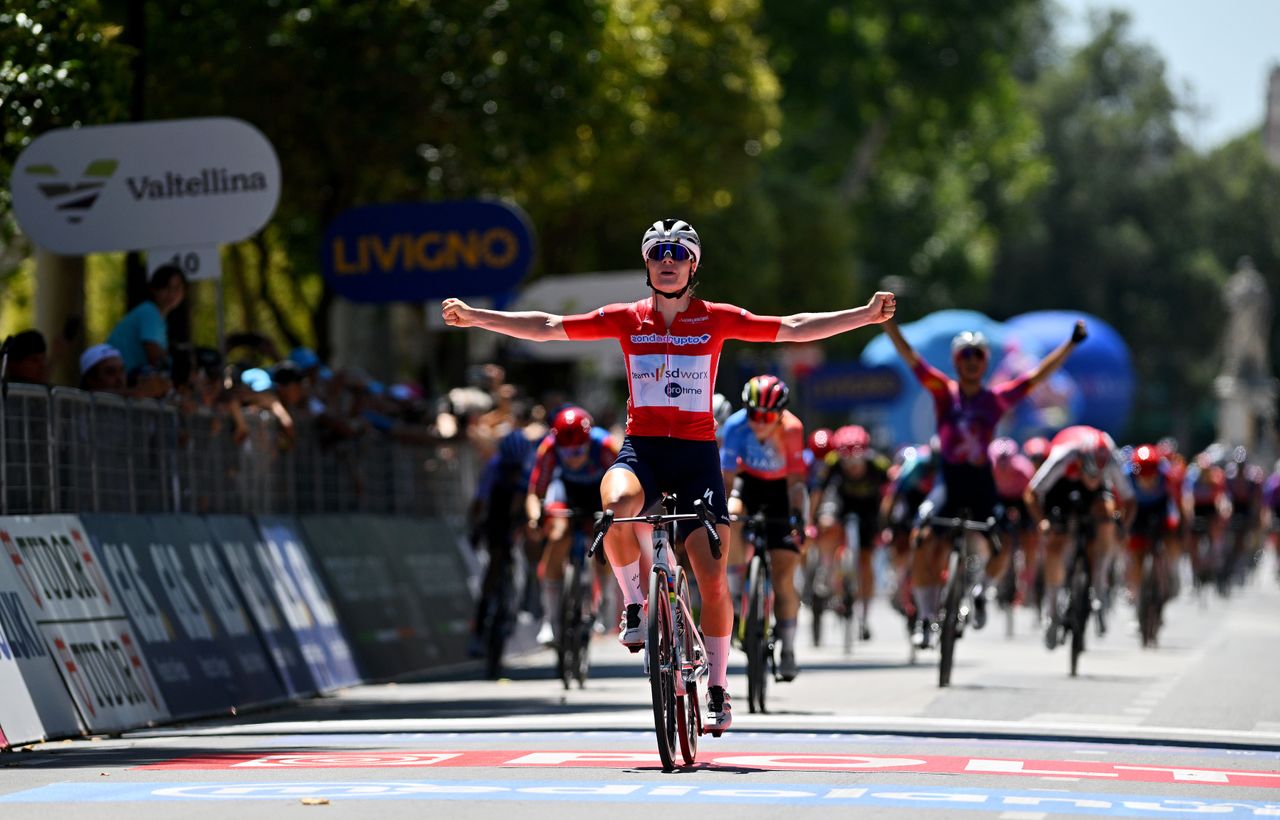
[
  {"xmin": 927, "ymin": 515, "xmax": 998, "ymax": 533},
  {"xmin": 589, "ymin": 499, "xmax": 722, "ymax": 560}
]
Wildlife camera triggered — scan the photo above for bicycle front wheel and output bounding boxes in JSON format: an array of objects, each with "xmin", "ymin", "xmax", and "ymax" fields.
[
  {"xmin": 673, "ymin": 567, "xmax": 700, "ymax": 766},
  {"xmin": 744, "ymin": 554, "xmax": 768, "ymax": 714},
  {"xmin": 1068, "ymin": 562, "xmax": 1088, "ymax": 677},
  {"xmin": 938, "ymin": 555, "xmax": 962, "ymax": 688},
  {"xmin": 1138, "ymin": 554, "xmax": 1159, "ymax": 648},
  {"xmin": 648, "ymin": 568, "xmax": 678, "ymax": 771}
]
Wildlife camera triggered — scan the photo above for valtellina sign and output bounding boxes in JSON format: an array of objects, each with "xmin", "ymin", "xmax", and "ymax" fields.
[
  {"xmin": 322, "ymin": 200, "xmax": 534, "ymax": 303},
  {"xmin": 10, "ymin": 118, "xmax": 280, "ymax": 254}
]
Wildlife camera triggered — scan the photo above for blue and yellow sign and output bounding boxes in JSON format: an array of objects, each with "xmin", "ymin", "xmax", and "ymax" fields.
[{"xmin": 322, "ymin": 200, "xmax": 534, "ymax": 303}]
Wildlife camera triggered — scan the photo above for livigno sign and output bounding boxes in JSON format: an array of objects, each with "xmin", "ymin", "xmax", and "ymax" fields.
[
  {"xmin": 322, "ymin": 200, "xmax": 534, "ymax": 303},
  {"xmin": 10, "ymin": 117, "xmax": 280, "ymax": 254}
]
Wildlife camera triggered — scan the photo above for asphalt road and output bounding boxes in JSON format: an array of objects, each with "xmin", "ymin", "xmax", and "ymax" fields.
[{"xmin": 1, "ymin": 556, "xmax": 1278, "ymax": 819}]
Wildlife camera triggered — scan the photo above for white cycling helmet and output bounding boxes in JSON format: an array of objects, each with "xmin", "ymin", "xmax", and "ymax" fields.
[
  {"xmin": 950, "ymin": 330, "xmax": 989, "ymax": 359},
  {"xmin": 641, "ymin": 218, "xmax": 701, "ymax": 266}
]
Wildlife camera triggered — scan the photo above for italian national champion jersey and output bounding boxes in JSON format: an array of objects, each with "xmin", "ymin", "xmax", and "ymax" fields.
[{"xmin": 562, "ymin": 297, "xmax": 781, "ymax": 441}]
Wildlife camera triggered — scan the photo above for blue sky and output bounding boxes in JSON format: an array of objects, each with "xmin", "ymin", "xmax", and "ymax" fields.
[{"xmin": 1055, "ymin": 0, "xmax": 1280, "ymax": 150}]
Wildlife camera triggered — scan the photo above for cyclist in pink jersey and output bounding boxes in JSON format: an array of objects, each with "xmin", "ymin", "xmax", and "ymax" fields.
[
  {"xmin": 443, "ymin": 217, "xmax": 895, "ymax": 732},
  {"xmin": 882, "ymin": 319, "xmax": 1085, "ymax": 648}
]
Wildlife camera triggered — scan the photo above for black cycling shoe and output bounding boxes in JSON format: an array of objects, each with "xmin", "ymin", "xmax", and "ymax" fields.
[
  {"xmin": 971, "ymin": 586, "xmax": 988, "ymax": 631},
  {"xmin": 707, "ymin": 685, "xmax": 733, "ymax": 734}
]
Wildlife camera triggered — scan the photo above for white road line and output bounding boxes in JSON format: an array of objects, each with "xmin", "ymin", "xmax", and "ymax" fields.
[
  {"xmin": 1040, "ymin": 777, "xmax": 1081, "ymax": 782},
  {"xmin": 1069, "ymin": 749, "xmax": 1108, "ymax": 755}
]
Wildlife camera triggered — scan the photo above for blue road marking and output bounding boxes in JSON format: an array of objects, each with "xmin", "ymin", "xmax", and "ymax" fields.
[
  {"xmin": 2, "ymin": 779, "xmax": 1278, "ymax": 816},
  {"xmin": 255, "ymin": 731, "xmax": 1280, "ymax": 760}
]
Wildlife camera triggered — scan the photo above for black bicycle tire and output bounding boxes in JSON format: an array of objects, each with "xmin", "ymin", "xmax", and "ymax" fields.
[
  {"xmin": 558, "ymin": 562, "xmax": 579, "ymax": 689},
  {"xmin": 842, "ymin": 545, "xmax": 856, "ymax": 655},
  {"xmin": 938, "ymin": 552, "xmax": 961, "ymax": 687},
  {"xmin": 1068, "ymin": 556, "xmax": 1088, "ymax": 677},
  {"xmin": 745, "ymin": 554, "xmax": 766, "ymax": 714},
  {"xmin": 649, "ymin": 568, "xmax": 677, "ymax": 772},
  {"xmin": 674, "ymin": 567, "xmax": 699, "ymax": 766},
  {"xmin": 807, "ymin": 550, "xmax": 826, "ymax": 648}
]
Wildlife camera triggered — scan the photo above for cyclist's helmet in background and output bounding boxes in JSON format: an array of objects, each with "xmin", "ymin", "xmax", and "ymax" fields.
[
  {"xmin": 551, "ymin": 406, "xmax": 593, "ymax": 447},
  {"xmin": 950, "ymin": 330, "xmax": 989, "ymax": 362},
  {"xmin": 808, "ymin": 428, "xmax": 835, "ymax": 459},
  {"xmin": 988, "ymin": 437, "xmax": 1019, "ymax": 464},
  {"xmin": 712, "ymin": 392, "xmax": 733, "ymax": 428},
  {"xmin": 833, "ymin": 425, "xmax": 871, "ymax": 458},
  {"xmin": 742, "ymin": 374, "xmax": 790, "ymax": 411},
  {"xmin": 1131, "ymin": 444, "xmax": 1162, "ymax": 478}
]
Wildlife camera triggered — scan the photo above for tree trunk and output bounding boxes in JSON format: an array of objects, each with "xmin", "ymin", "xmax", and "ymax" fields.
[{"xmin": 35, "ymin": 249, "xmax": 85, "ymax": 387}]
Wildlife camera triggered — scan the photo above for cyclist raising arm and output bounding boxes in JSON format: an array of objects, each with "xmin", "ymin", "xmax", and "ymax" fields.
[
  {"xmin": 444, "ymin": 218, "xmax": 895, "ymax": 732},
  {"xmin": 881, "ymin": 318, "xmax": 1084, "ymax": 647}
]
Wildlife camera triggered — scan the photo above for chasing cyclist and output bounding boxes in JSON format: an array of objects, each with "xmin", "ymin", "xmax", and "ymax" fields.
[
  {"xmin": 1025, "ymin": 425, "xmax": 1134, "ymax": 648},
  {"xmin": 443, "ymin": 217, "xmax": 895, "ymax": 732},
  {"xmin": 813, "ymin": 424, "xmax": 891, "ymax": 641},
  {"xmin": 526, "ymin": 406, "xmax": 619, "ymax": 647},
  {"xmin": 881, "ymin": 319, "xmax": 1086, "ymax": 648},
  {"xmin": 720, "ymin": 375, "xmax": 808, "ymax": 681}
]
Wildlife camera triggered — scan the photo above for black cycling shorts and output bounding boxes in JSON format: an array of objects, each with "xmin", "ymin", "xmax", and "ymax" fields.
[
  {"xmin": 612, "ymin": 435, "xmax": 730, "ymax": 543},
  {"xmin": 735, "ymin": 474, "xmax": 798, "ymax": 553},
  {"xmin": 937, "ymin": 461, "xmax": 998, "ymax": 522},
  {"xmin": 1044, "ymin": 479, "xmax": 1102, "ymax": 533}
]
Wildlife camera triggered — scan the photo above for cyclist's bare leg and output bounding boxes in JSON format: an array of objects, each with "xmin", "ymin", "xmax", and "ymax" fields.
[
  {"xmin": 772, "ymin": 548, "xmax": 801, "ymax": 663},
  {"xmin": 817, "ymin": 514, "xmax": 842, "ymax": 576},
  {"xmin": 910, "ymin": 527, "xmax": 946, "ymax": 624},
  {"xmin": 600, "ymin": 466, "xmax": 646, "ymax": 606},
  {"xmin": 857, "ymin": 543, "xmax": 875, "ymax": 623},
  {"xmin": 684, "ymin": 523, "xmax": 732, "ymax": 689},
  {"xmin": 981, "ymin": 536, "xmax": 1011, "ymax": 588},
  {"xmin": 537, "ymin": 516, "xmax": 571, "ymax": 642}
]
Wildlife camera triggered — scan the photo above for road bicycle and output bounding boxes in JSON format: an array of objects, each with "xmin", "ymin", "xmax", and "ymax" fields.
[
  {"xmin": 1059, "ymin": 497, "xmax": 1099, "ymax": 678},
  {"xmin": 927, "ymin": 512, "xmax": 1000, "ymax": 688},
  {"xmin": 1138, "ymin": 530, "xmax": 1171, "ymax": 649},
  {"xmin": 805, "ymin": 515, "xmax": 858, "ymax": 652},
  {"xmin": 551, "ymin": 508, "xmax": 600, "ymax": 689},
  {"xmin": 733, "ymin": 512, "xmax": 798, "ymax": 714},
  {"xmin": 590, "ymin": 495, "xmax": 722, "ymax": 772}
]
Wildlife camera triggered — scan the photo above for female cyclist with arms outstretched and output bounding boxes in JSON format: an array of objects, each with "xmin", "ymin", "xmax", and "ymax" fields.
[{"xmin": 443, "ymin": 218, "xmax": 895, "ymax": 732}]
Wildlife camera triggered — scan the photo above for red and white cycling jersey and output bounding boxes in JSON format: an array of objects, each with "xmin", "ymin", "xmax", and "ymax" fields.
[
  {"xmin": 562, "ymin": 297, "xmax": 781, "ymax": 441},
  {"xmin": 1029, "ymin": 425, "xmax": 1134, "ymax": 501}
]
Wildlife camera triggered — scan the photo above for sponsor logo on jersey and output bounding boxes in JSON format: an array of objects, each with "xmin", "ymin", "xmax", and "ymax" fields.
[{"xmin": 629, "ymin": 333, "xmax": 711, "ymax": 347}]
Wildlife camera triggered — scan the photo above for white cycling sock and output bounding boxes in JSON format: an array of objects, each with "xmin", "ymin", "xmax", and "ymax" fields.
[
  {"xmin": 775, "ymin": 618, "xmax": 797, "ymax": 653},
  {"xmin": 705, "ymin": 634, "xmax": 730, "ymax": 690},
  {"xmin": 612, "ymin": 560, "xmax": 645, "ymax": 607}
]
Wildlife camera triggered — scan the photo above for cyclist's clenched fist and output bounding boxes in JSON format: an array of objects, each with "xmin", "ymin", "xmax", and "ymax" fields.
[
  {"xmin": 441, "ymin": 298, "xmax": 478, "ymax": 328},
  {"xmin": 866, "ymin": 291, "xmax": 897, "ymax": 324}
]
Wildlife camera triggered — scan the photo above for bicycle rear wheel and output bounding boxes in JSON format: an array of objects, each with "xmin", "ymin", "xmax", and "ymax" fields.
[
  {"xmin": 805, "ymin": 549, "xmax": 826, "ymax": 648},
  {"xmin": 841, "ymin": 546, "xmax": 857, "ymax": 655},
  {"xmin": 745, "ymin": 554, "xmax": 768, "ymax": 714},
  {"xmin": 648, "ymin": 568, "xmax": 678, "ymax": 771},
  {"xmin": 673, "ymin": 568, "xmax": 700, "ymax": 766},
  {"xmin": 938, "ymin": 553, "xmax": 962, "ymax": 687},
  {"xmin": 1138, "ymin": 554, "xmax": 1160, "ymax": 648}
]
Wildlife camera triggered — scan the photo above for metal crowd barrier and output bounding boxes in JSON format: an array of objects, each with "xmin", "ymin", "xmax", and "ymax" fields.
[{"xmin": 1, "ymin": 384, "xmax": 474, "ymax": 519}]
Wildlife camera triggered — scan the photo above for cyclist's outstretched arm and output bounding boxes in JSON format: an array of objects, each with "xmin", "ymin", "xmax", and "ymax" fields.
[
  {"xmin": 442, "ymin": 298, "xmax": 569, "ymax": 342},
  {"xmin": 879, "ymin": 317, "xmax": 921, "ymax": 370},
  {"xmin": 1023, "ymin": 320, "xmax": 1087, "ymax": 389},
  {"xmin": 774, "ymin": 292, "xmax": 896, "ymax": 343}
]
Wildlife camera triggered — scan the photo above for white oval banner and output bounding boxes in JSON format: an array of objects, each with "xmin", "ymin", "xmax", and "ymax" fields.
[{"xmin": 10, "ymin": 117, "xmax": 281, "ymax": 254}]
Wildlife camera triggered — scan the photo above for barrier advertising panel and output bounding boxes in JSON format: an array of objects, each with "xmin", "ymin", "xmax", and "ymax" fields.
[
  {"xmin": 298, "ymin": 515, "xmax": 434, "ymax": 678},
  {"xmin": 147, "ymin": 517, "xmax": 286, "ymax": 709},
  {"xmin": 82, "ymin": 514, "xmax": 233, "ymax": 720},
  {"xmin": 368, "ymin": 516, "xmax": 475, "ymax": 668},
  {"xmin": 254, "ymin": 517, "xmax": 360, "ymax": 690},
  {"xmin": 203, "ymin": 515, "xmax": 315, "ymax": 697},
  {"xmin": 0, "ymin": 516, "xmax": 168, "ymax": 732},
  {"xmin": 0, "ymin": 550, "xmax": 83, "ymax": 745}
]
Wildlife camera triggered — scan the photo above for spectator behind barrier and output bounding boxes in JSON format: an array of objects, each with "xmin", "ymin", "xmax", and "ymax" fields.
[
  {"xmin": 2, "ymin": 329, "xmax": 49, "ymax": 385},
  {"xmin": 78, "ymin": 343, "xmax": 168, "ymax": 398},
  {"xmin": 106, "ymin": 264, "xmax": 187, "ymax": 378}
]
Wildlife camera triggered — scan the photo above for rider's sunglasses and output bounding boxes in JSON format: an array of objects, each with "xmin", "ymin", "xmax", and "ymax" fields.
[
  {"xmin": 645, "ymin": 243, "xmax": 693, "ymax": 262},
  {"xmin": 557, "ymin": 444, "xmax": 590, "ymax": 460},
  {"xmin": 957, "ymin": 348, "xmax": 987, "ymax": 362},
  {"xmin": 747, "ymin": 408, "xmax": 780, "ymax": 424}
]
